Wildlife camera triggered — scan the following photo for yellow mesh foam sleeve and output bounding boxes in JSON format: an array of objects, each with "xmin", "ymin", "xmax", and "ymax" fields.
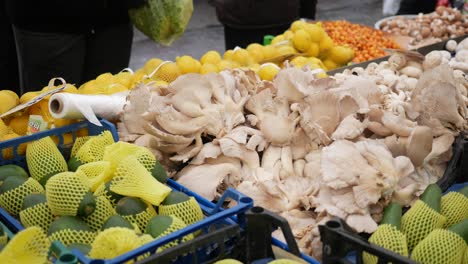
[
  {"xmin": 159, "ymin": 197, "xmax": 204, "ymax": 228},
  {"xmin": 464, "ymin": 246, "xmax": 468, "ymax": 264},
  {"xmin": 76, "ymin": 161, "xmax": 112, "ymax": 192},
  {"xmin": 122, "ymin": 206, "xmax": 157, "ymax": 232},
  {"xmin": 94, "ymin": 183, "xmax": 119, "ymax": 207},
  {"xmin": 19, "ymin": 203, "xmax": 55, "ymax": 231},
  {"xmin": 103, "ymin": 141, "xmax": 157, "ymax": 175},
  {"xmin": 441, "ymin": 192, "xmax": 468, "ymax": 228},
  {"xmin": 0, "ymin": 233, "xmax": 8, "ymax": 245},
  {"xmin": 154, "ymin": 215, "xmax": 194, "ymax": 253},
  {"xmin": 401, "ymin": 200, "xmax": 446, "ymax": 251},
  {"xmin": 363, "ymin": 224, "xmax": 408, "ymax": 264},
  {"xmin": 83, "ymin": 196, "xmax": 116, "ymax": 231},
  {"xmin": 70, "ymin": 136, "xmax": 91, "ymax": 158},
  {"xmin": 45, "ymin": 172, "xmax": 90, "ymax": 216},
  {"xmin": 214, "ymin": 259, "xmax": 244, "ymax": 264},
  {"xmin": 74, "ymin": 130, "xmax": 114, "ymax": 163},
  {"xmin": 88, "ymin": 227, "xmax": 150, "ymax": 260},
  {"xmin": 49, "ymin": 229, "xmax": 96, "ymax": 246},
  {"xmin": 110, "ymin": 156, "xmax": 171, "ymax": 206},
  {"xmin": 0, "ymin": 226, "xmax": 51, "ymax": 264},
  {"xmin": 0, "ymin": 178, "xmax": 44, "ymax": 216},
  {"xmin": 26, "ymin": 136, "xmax": 67, "ymax": 184},
  {"xmin": 411, "ymin": 229, "xmax": 467, "ymax": 264}
]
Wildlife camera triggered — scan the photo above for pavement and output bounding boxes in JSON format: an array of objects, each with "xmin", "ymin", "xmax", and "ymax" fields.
[{"xmin": 129, "ymin": 0, "xmax": 385, "ymax": 69}]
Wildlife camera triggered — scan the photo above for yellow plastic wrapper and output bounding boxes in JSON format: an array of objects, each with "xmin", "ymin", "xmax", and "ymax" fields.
[
  {"xmin": 401, "ymin": 200, "xmax": 446, "ymax": 251},
  {"xmin": 0, "ymin": 227, "xmax": 51, "ymax": 263},
  {"xmin": 89, "ymin": 227, "xmax": 153, "ymax": 261},
  {"xmin": 363, "ymin": 224, "xmax": 408, "ymax": 264},
  {"xmin": 0, "ymin": 178, "xmax": 44, "ymax": 216},
  {"xmin": 19, "ymin": 203, "xmax": 54, "ymax": 232},
  {"xmin": 441, "ymin": 192, "xmax": 468, "ymax": 228},
  {"xmin": 74, "ymin": 130, "xmax": 114, "ymax": 164},
  {"xmin": 111, "ymin": 156, "xmax": 171, "ymax": 206},
  {"xmin": 103, "ymin": 141, "xmax": 157, "ymax": 174},
  {"xmin": 411, "ymin": 229, "xmax": 467, "ymax": 264},
  {"xmin": 76, "ymin": 161, "xmax": 112, "ymax": 192}
]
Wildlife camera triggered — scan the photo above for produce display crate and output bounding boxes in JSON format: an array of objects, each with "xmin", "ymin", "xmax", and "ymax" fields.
[
  {"xmin": 0, "ymin": 119, "xmax": 254, "ymax": 263},
  {"xmin": 327, "ymin": 34, "xmax": 468, "ymax": 75},
  {"xmin": 318, "ymin": 134, "xmax": 468, "ymax": 264},
  {"xmin": 139, "ymin": 206, "xmax": 316, "ymax": 264}
]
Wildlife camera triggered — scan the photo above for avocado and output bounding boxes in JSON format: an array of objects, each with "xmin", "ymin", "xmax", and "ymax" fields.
[
  {"xmin": 116, "ymin": 197, "xmax": 147, "ymax": 216},
  {"xmin": 145, "ymin": 215, "xmax": 173, "ymax": 238},
  {"xmin": 67, "ymin": 157, "xmax": 83, "ymax": 172},
  {"xmin": 104, "ymin": 181, "xmax": 124, "ymax": 204},
  {"xmin": 161, "ymin": 191, "xmax": 190, "ymax": 206},
  {"xmin": 0, "ymin": 224, "xmax": 4, "ymax": 237},
  {"xmin": 101, "ymin": 215, "xmax": 134, "ymax": 231},
  {"xmin": 68, "ymin": 243, "xmax": 91, "ymax": 256},
  {"xmin": 151, "ymin": 160, "xmax": 168, "ymax": 183},
  {"xmin": 77, "ymin": 192, "xmax": 96, "ymax": 217},
  {"xmin": 0, "ymin": 164, "xmax": 28, "ymax": 180},
  {"xmin": 38, "ymin": 172, "xmax": 59, "ymax": 186},
  {"xmin": 0, "ymin": 175, "xmax": 27, "ymax": 194},
  {"xmin": 48, "ymin": 216, "xmax": 92, "ymax": 236},
  {"xmin": 22, "ymin": 193, "xmax": 47, "ymax": 210}
]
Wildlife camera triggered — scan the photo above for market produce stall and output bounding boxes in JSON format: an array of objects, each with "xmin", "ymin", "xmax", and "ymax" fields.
[{"xmin": 0, "ymin": 10, "xmax": 467, "ymax": 264}]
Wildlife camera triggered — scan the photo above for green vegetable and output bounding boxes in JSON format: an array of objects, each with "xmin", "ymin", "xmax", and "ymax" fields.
[
  {"xmin": 0, "ymin": 164, "xmax": 28, "ymax": 181},
  {"xmin": 116, "ymin": 197, "xmax": 147, "ymax": 216},
  {"xmin": 22, "ymin": 193, "xmax": 47, "ymax": 210},
  {"xmin": 48, "ymin": 216, "xmax": 92, "ymax": 236},
  {"xmin": 420, "ymin": 184, "xmax": 442, "ymax": 212},
  {"xmin": 77, "ymin": 192, "xmax": 96, "ymax": 217},
  {"xmin": 67, "ymin": 157, "xmax": 83, "ymax": 172},
  {"xmin": 381, "ymin": 202, "xmax": 402, "ymax": 230},
  {"xmin": 101, "ymin": 215, "xmax": 134, "ymax": 231},
  {"xmin": 447, "ymin": 219, "xmax": 468, "ymax": 244},
  {"xmin": 0, "ymin": 175, "xmax": 26, "ymax": 194},
  {"xmin": 145, "ymin": 215, "xmax": 173, "ymax": 238},
  {"xmin": 151, "ymin": 160, "xmax": 168, "ymax": 183},
  {"xmin": 161, "ymin": 191, "xmax": 189, "ymax": 205},
  {"xmin": 128, "ymin": 0, "xmax": 194, "ymax": 46},
  {"xmin": 38, "ymin": 172, "xmax": 57, "ymax": 186}
]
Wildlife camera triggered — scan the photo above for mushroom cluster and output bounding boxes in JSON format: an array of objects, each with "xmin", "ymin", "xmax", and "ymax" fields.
[
  {"xmin": 379, "ymin": 7, "xmax": 468, "ymax": 49},
  {"xmin": 118, "ymin": 43, "xmax": 467, "ymax": 260}
]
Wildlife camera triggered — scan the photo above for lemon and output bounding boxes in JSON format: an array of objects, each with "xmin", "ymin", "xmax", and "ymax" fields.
[
  {"xmin": 232, "ymin": 49, "xmax": 253, "ymax": 66},
  {"xmin": 131, "ymin": 71, "xmax": 146, "ymax": 86},
  {"xmin": 1, "ymin": 132, "xmax": 26, "ymax": 159},
  {"xmin": 275, "ymin": 45, "xmax": 297, "ymax": 57},
  {"xmin": 95, "ymin": 73, "xmax": 114, "ymax": 84},
  {"xmin": 144, "ymin": 58, "xmax": 163, "ymax": 74},
  {"xmin": 308, "ymin": 57, "xmax": 326, "ymax": 68},
  {"xmin": 262, "ymin": 45, "xmax": 277, "ymax": 61},
  {"xmin": 290, "ymin": 56, "xmax": 309, "ymax": 68},
  {"xmin": 19, "ymin": 91, "xmax": 41, "ymax": 104},
  {"xmin": 200, "ymin": 63, "xmax": 219, "ymax": 74},
  {"xmin": 154, "ymin": 62, "xmax": 181, "ymax": 83},
  {"xmin": 114, "ymin": 71, "xmax": 133, "ymax": 88},
  {"xmin": 223, "ymin": 50, "xmax": 234, "ymax": 60},
  {"xmin": 200, "ymin": 51, "xmax": 222, "ymax": 65},
  {"xmin": 329, "ymin": 46, "xmax": 355, "ymax": 65},
  {"xmin": 8, "ymin": 115, "xmax": 29, "ymax": 135},
  {"xmin": 305, "ymin": 42, "xmax": 320, "ymax": 57},
  {"xmin": 258, "ymin": 64, "xmax": 280, "ymax": 81},
  {"xmin": 283, "ymin": 30, "xmax": 294, "ymax": 40},
  {"xmin": 249, "ymin": 63, "xmax": 261, "ymax": 72},
  {"xmin": 319, "ymin": 36, "xmax": 334, "ymax": 54},
  {"xmin": 154, "ymin": 80, "xmax": 169, "ymax": 87},
  {"xmin": 246, "ymin": 43, "xmax": 265, "ymax": 63},
  {"xmin": 292, "ymin": 29, "xmax": 312, "ymax": 52},
  {"xmin": 106, "ymin": 84, "xmax": 128, "ymax": 94},
  {"xmin": 0, "ymin": 119, "xmax": 11, "ymax": 136},
  {"xmin": 217, "ymin": 60, "xmax": 239, "ymax": 71},
  {"xmin": 305, "ymin": 24, "xmax": 325, "ymax": 42},
  {"xmin": 271, "ymin": 34, "xmax": 286, "ymax": 45},
  {"xmin": 323, "ymin": 59, "xmax": 339, "ymax": 71},
  {"xmin": 53, "ymin": 118, "xmax": 74, "ymax": 128},
  {"xmin": 0, "ymin": 90, "xmax": 20, "ymax": 115},
  {"xmin": 290, "ymin": 20, "xmax": 306, "ymax": 32},
  {"xmin": 176, "ymin": 56, "xmax": 202, "ymax": 74},
  {"xmin": 317, "ymin": 72, "xmax": 328, "ymax": 78}
]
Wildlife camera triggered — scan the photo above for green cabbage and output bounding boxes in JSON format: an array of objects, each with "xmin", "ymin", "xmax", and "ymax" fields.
[{"xmin": 129, "ymin": 0, "xmax": 193, "ymax": 46}]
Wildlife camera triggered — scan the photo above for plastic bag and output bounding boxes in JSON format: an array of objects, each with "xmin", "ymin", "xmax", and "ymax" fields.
[
  {"xmin": 129, "ymin": 0, "xmax": 194, "ymax": 46},
  {"xmin": 383, "ymin": 0, "xmax": 402, "ymax": 16}
]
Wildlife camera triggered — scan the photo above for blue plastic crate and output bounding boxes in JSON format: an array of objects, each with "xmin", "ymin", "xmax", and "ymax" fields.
[{"xmin": 0, "ymin": 119, "xmax": 254, "ymax": 263}]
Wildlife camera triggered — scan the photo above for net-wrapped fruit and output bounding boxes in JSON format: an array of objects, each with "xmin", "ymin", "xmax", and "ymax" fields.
[
  {"xmin": 45, "ymin": 172, "xmax": 96, "ymax": 217},
  {"xmin": 0, "ymin": 227, "xmax": 50, "ymax": 263},
  {"xmin": 82, "ymin": 196, "xmax": 115, "ymax": 232},
  {"xmin": 19, "ymin": 193, "xmax": 54, "ymax": 231},
  {"xmin": 48, "ymin": 216, "xmax": 96, "ymax": 246},
  {"xmin": 145, "ymin": 215, "xmax": 194, "ymax": 252},
  {"xmin": 159, "ymin": 191, "xmax": 203, "ymax": 229},
  {"xmin": 116, "ymin": 197, "xmax": 157, "ymax": 232},
  {"xmin": 68, "ymin": 130, "xmax": 114, "ymax": 172},
  {"xmin": 0, "ymin": 175, "xmax": 44, "ymax": 215},
  {"xmin": 26, "ymin": 136, "xmax": 67, "ymax": 185}
]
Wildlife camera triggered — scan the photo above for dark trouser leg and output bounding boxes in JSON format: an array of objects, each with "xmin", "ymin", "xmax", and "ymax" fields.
[
  {"xmin": 12, "ymin": 26, "xmax": 86, "ymax": 94},
  {"xmin": 300, "ymin": 0, "xmax": 318, "ymax": 20},
  {"xmin": 83, "ymin": 23, "xmax": 133, "ymax": 82},
  {"xmin": 0, "ymin": 4, "xmax": 19, "ymax": 93}
]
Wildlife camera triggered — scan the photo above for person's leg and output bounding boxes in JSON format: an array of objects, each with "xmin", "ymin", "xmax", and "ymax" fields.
[
  {"xmin": 0, "ymin": 3, "xmax": 19, "ymax": 93},
  {"xmin": 300, "ymin": 0, "xmax": 318, "ymax": 20},
  {"xmin": 12, "ymin": 26, "xmax": 86, "ymax": 94},
  {"xmin": 83, "ymin": 22, "xmax": 133, "ymax": 82}
]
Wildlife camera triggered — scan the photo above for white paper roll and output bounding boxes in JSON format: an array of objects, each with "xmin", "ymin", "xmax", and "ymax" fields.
[{"xmin": 48, "ymin": 92, "xmax": 129, "ymax": 126}]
